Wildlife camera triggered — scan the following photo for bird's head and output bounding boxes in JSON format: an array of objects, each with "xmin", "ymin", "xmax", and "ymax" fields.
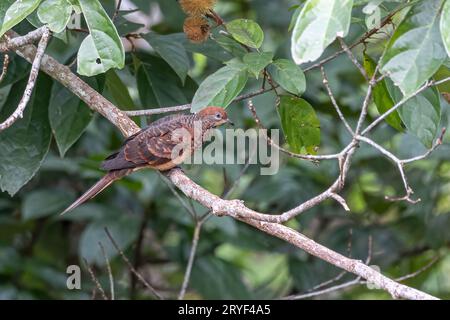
[{"xmin": 196, "ymin": 106, "xmax": 234, "ymax": 128}]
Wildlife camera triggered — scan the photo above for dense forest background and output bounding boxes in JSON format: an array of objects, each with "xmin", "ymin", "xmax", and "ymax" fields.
[{"xmin": 1, "ymin": 0, "xmax": 450, "ymax": 300}]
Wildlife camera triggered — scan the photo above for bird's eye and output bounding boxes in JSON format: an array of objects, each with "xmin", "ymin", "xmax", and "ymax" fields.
[{"xmin": 215, "ymin": 113, "xmax": 222, "ymax": 120}]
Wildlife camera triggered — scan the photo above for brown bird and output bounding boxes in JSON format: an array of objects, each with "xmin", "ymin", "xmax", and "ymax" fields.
[{"xmin": 61, "ymin": 106, "xmax": 232, "ymax": 215}]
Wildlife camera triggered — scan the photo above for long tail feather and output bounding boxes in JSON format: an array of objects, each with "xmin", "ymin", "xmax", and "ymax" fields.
[{"xmin": 61, "ymin": 169, "xmax": 129, "ymax": 215}]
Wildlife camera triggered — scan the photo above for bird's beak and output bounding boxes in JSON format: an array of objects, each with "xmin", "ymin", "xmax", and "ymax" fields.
[{"xmin": 227, "ymin": 119, "xmax": 234, "ymax": 126}]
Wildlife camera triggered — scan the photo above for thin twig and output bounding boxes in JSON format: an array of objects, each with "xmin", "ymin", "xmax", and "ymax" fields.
[
  {"xmin": 402, "ymin": 128, "xmax": 447, "ymax": 164},
  {"xmin": 83, "ymin": 258, "xmax": 108, "ymax": 300},
  {"xmin": 178, "ymin": 222, "xmax": 202, "ymax": 300},
  {"xmin": 247, "ymin": 100, "xmax": 341, "ymax": 162},
  {"xmin": 362, "ymin": 78, "xmax": 450, "ymax": 135},
  {"xmin": 98, "ymin": 242, "xmax": 115, "ymax": 300},
  {"xmin": 320, "ymin": 66, "xmax": 354, "ymax": 135},
  {"xmin": 284, "ymin": 278, "xmax": 362, "ymax": 300},
  {"xmin": 356, "ymin": 132, "xmax": 446, "ymax": 204},
  {"xmin": 354, "ymin": 66, "xmax": 378, "ymax": 135},
  {"xmin": 0, "ymin": 54, "xmax": 9, "ymax": 83},
  {"xmin": 395, "ymin": 256, "xmax": 439, "ymax": 282},
  {"xmin": 338, "ymin": 37, "xmax": 369, "ymax": 81},
  {"xmin": 0, "ymin": 27, "xmax": 51, "ymax": 131},
  {"xmin": 124, "ymin": 87, "xmax": 276, "ymax": 116},
  {"xmin": 113, "ymin": 0, "xmax": 123, "ymax": 21},
  {"xmin": 303, "ymin": 8, "xmax": 399, "ymax": 73},
  {"xmin": 104, "ymin": 227, "xmax": 163, "ymax": 300}
]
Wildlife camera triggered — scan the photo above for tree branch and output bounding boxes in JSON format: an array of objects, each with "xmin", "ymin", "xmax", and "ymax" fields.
[
  {"xmin": 320, "ymin": 66, "xmax": 354, "ymax": 135},
  {"xmin": 6, "ymin": 28, "xmax": 440, "ymax": 300},
  {"xmin": 0, "ymin": 27, "xmax": 50, "ymax": 131},
  {"xmin": 168, "ymin": 168, "xmax": 437, "ymax": 299},
  {"xmin": 0, "ymin": 26, "xmax": 49, "ymax": 52},
  {"xmin": 124, "ymin": 87, "xmax": 276, "ymax": 117},
  {"xmin": 5, "ymin": 30, "xmax": 140, "ymax": 137}
]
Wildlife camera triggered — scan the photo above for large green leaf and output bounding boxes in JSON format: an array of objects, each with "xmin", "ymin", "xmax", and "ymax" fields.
[
  {"xmin": 291, "ymin": 0, "xmax": 353, "ymax": 64},
  {"xmin": 278, "ymin": 96, "xmax": 320, "ymax": 154},
  {"xmin": 214, "ymin": 33, "xmax": 248, "ymax": 58},
  {"xmin": 226, "ymin": 19, "xmax": 264, "ymax": 49},
  {"xmin": 77, "ymin": 0, "xmax": 125, "ymax": 76},
  {"xmin": 49, "ymin": 82, "xmax": 94, "ymax": 157},
  {"xmin": 242, "ymin": 52, "xmax": 273, "ymax": 79},
  {"xmin": 191, "ymin": 64, "xmax": 248, "ymax": 112},
  {"xmin": 0, "ymin": 0, "xmax": 15, "ymax": 29},
  {"xmin": 191, "ymin": 256, "xmax": 253, "ymax": 299},
  {"xmin": 0, "ymin": 75, "xmax": 53, "ymax": 196},
  {"xmin": 380, "ymin": 0, "xmax": 447, "ymax": 96},
  {"xmin": 145, "ymin": 33, "xmax": 190, "ymax": 84},
  {"xmin": 363, "ymin": 54, "xmax": 403, "ymax": 131},
  {"xmin": 37, "ymin": 0, "xmax": 73, "ymax": 33},
  {"xmin": 0, "ymin": 0, "xmax": 42, "ymax": 37},
  {"xmin": 136, "ymin": 54, "xmax": 191, "ymax": 108},
  {"xmin": 22, "ymin": 189, "xmax": 75, "ymax": 220},
  {"xmin": 79, "ymin": 213, "xmax": 141, "ymax": 266},
  {"xmin": 105, "ymin": 70, "xmax": 135, "ymax": 110},
  {"xmin": 387, "ymin": 81, "xmax": 441, "ymax": 148},
  {"xmin": 442, "ymin": 0, "xmax": 450, "ymax": 57},
  {"xmin": 268, "ymin": 59, "xmax": 306, "ymax": 96}
]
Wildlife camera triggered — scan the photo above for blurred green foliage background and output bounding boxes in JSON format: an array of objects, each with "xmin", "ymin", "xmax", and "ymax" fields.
[{"xmin": 1, "ymin": 0, "xmax": 450, "ymax": 300}]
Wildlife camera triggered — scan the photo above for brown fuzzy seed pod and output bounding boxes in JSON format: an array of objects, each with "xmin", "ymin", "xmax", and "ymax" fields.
[
  {"xmin": 183, "ymin": 16, "xmax": 211, "ymax": 43},
  {"xmin": 179, "ymin": 0, "xmax": 217, "ymax": 15}
]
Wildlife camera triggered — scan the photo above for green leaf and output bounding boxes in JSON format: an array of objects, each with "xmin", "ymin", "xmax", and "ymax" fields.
[
  {"xmin": 68, "ymin": 0, "xmax": 81, "ymax": 13},
  {"xmin": 22, "ymin": 189, "xmax": 74, "ymax": 220},
  {"xmin": 0, "ymin": 0, "xmax": 15, "ymax": 29},
  {"xmin": 214, "ymin": 33, "xmax": 248, "ymax": 58},
  {"xmin": 136, "ymin": 54, "xmax": 191, "ymax": 108},
  {"xmin": 242, "ymin": 52, "xmax": 273, "ymax": 79},
  {"xmin": 268, "ymin": 59, "xmax": 306, "ymax": 96},
  {"xmin": 226, "ymin": 19, "xmax": 264, "ymax": 49},
  {"xmin": 48, "ymin": 82, "xmax": 94, "ymax": 157},
  {"xmin": 386, "ymin": 82, "xmax": 441, "ymax": 148},
  {"xmin": 441, "ymin": 0, "xmax": 450, "ymax": 57},
  {"xmin": 278, "ymin": 96, "xmax": 320, "ymax": 154},
  {"xmin": 145, "ymin": 33, "xmax": 190, "ymax": 85},
  {"xmin": 191, "ymin": 64, "xmax": 248, "ymax": 112},
  {"xmin": 288, "ymin": 6, "xmax": 302, "ymax": 32},
  {"xmin": 0, "ymin": 0, "xmax": 42, "ymax": 37},
  {"xmin": 79, "ymin": 213, "xmax": 141, "ymax": 266},
  {"xmin": 0, "ymin": 75, "xmax": 53, "ymax": 196},
  {"xmin": 114, "ymin": 13, "xmax": 145, "ymax": 36},
  {"xmin": 191, "ymin": 257, "xmax": 253, "ymax": 299},
  {"xmin": 37, "ymin": 0, "xmax": 73, "ymax": 33},
  {"xmin": 380, "ymin": 0, "xmax": 447, "ymax": 96},
  {"xmin": 105, "ymin": 70, "xmax": 134, "ymax": 110},
  {"xmin": 77, "ymin": 0, "xmax": 125, "ymax": 76},
  {"xmin": 291, "ymin": 0, "xmax": 353, "ymax": 64},
  {"xmin": 363, "ymin": 54, "xmax": 403, "ymax": 131}
]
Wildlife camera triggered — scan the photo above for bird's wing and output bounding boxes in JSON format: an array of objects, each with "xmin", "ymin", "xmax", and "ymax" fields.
[
  {"xmin": 142, "ymin": 115, "xmax": 188, "ymax": 138},
  {"xmin": 101, "ymin": 115, "xmax": 189, "ymax": 170},
  {"xmin": 123, "ymin": 130, "xmax": 184, "ymax": 165}
]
